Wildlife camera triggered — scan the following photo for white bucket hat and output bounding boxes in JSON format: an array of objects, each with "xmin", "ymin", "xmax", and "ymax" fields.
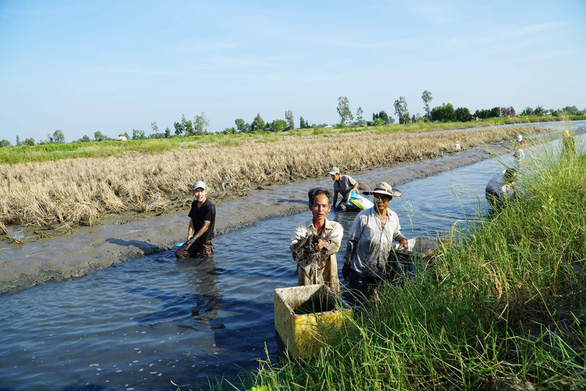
[{"xmin": 365, "ymin": 182, "xmax": 402, "ymax": 197}]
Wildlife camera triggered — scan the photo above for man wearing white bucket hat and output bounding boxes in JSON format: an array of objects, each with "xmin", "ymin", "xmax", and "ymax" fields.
[
  {"xmin": 342, "ymin": 182, "xmax": 409, "ymax": 298},
  {"xmin": 175, "ymin": 180, "xmax": 216, "ymax": 259}
]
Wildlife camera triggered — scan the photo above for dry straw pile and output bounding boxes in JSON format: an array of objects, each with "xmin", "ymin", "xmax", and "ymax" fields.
[{"xmin": 0, "ymin": 126, "xmax": 536, "ymax": 235}]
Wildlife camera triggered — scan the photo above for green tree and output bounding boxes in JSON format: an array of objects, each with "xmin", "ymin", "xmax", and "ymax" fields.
[
  {"xmin": 80, "ymin": 135, "xmax": 91, "ymax": 142},
  {"xmin": 562, "ymin": 105, "xmax": 580, "ymax": 115},
  {"xmin": 174, "ymin": 121, "xmax": 184, "ymax": 136},
  {"xmin": 489, "ymin": 107, "xmax": 501, "ymax": 118},
  {"xmin": 373, "ymin": 110, "xmax": 394, "ymax": 125},
  {"xmin": 421, "ymin": 90, "xmax": 433, "ymax": 120},
  {"xmin": 24, "ymin": 138, "xmax": 36, "ymax": 146},
  {"xmin": 132, "ymin": 129, "xmax": 146, "ymax": 140},
  {"xmin": 53, "ymin": 129, "xmax": 65, "ymax": 143},
  {"xmin": 269, "ymin": 119, "xmax": 289, "ymax": 131},
  {"xmin": 533, "ymin": 106, "xmax": 545, "ymax": 116},
  {"xmin": 356, "ymin": 106, "xmax": 364, "ymax": 126},
  {"xmin": 151, "ymin": 121, "xmax": 159, "ymax": 134},
  {"xmin": 394, "ymin": 96, "xmax": 410, "ymax": 124},
  {"xmin": 94, "ymin": 131, "xmax": 105, "ymax": 141},
  {"xmin": 299, "ymin": 116, "xmax": 307, "ymax": 129},
  {"xmin": 0, "ymin": 139, "xmax": 11, "ymax": 147},
  {"xmin": 431, "ymin": 103, "xmax": 455, "ymax": 122},
  {"xmin": 285, "ymin": 110, "xmax": 295, "ymax": 129},
  {"xmin": 164, "ymin": 127, "xmax": 171, "ymax": 138},
  {"xmin": 235, "ymin": 118, "xmax": 248, "ymax": 132},
  {"xmin": 250, "ymin": 113, "xmax": 265, "ymax": 131},
  {"xmin": 181, "ymin": 114, "xmax": 193, "ymax": 135},
  {"xmin": 454, "ymin": 107, "xmax": 473, "ymax": 122},
  {"xmin": 16, "ymin": 135, "xmax": 21, "ymax": 146},
  {"xmin": 194, "ymin": 113, "xmax": 209, "ymax": 134},
  {"xmin": 337, "ymin": 96, "xmax": 353, "ymax": 127}
]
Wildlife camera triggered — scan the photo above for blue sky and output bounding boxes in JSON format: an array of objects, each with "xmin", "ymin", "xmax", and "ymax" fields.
[{"xmin": 1, "ymin": 0, "xmax": 585, "ymax": 142}]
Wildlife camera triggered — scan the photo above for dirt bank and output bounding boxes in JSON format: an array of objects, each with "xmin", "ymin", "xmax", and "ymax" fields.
[{"xmin": 0, "ymin": 145, "xmax": 500, "ymax": 295}]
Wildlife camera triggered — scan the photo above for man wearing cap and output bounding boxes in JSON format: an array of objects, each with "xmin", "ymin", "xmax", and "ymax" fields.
[
  {"xmin": 342, "ymin": 182, "xmax": 409, "ymax": 299},
  {"xmin": 175, "ymin": 180, "xmax": 216, "ymax": 259},
  {"xmin": 330, "ymin": 167, "xmax": 359, "ymax": 211}
]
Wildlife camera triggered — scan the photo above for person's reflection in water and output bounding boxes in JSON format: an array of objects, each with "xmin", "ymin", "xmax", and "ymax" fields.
[{"xmin": 176, "ymin": 256, "xmax": 225, "ymax": 331}]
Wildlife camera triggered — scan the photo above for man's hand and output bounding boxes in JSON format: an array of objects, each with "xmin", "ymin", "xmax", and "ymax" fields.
[
  {"xmin": 398, "ymin": 238, "xmax": 409, "ymax": 250},
  {"xmin": 315, "ymin": 238, "xmax": 325, "ymax": 251}
]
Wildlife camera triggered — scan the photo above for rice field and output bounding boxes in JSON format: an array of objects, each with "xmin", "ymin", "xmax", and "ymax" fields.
[{"xmin": 0, "ymin": 126, "xmax": 539, "ymax": 239}]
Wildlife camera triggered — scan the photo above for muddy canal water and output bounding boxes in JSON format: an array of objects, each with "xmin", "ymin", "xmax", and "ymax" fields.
[{"xmin": 0, "ymin": 131, "xmax": 583, "ymax": 390}]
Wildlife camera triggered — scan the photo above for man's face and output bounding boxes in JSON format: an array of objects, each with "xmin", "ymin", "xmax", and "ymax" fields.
[
  {"xmin": 193, "ymin": 188, "xmax": 207, "ymax": 202},
  {"xmin": 373, "ymin": 193, "xmax": 392, "ymax": 212},
  {"xmin": 310, "ymin": 193, "xmax": 331, "ymax": 222},
  {"xmin": 331, "ymin": 173, "xmax": 340, "ymax": 181}
]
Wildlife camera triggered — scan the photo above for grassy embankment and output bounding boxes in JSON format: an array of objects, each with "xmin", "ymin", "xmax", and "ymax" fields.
[
  {"xmin": 3, "ymin": 115, "xmax": 581, "ymax": 165},
  {"xmin": 228, "ymin": 143, "xmax": 586, "ymax": 390},
  {"xmin": 0, "ymin": 123, "xmax": 543, "ymax": 240}
]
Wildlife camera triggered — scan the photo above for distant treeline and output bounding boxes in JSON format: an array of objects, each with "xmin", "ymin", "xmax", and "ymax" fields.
[{"xmin": 2, "ymin": 91, "xmax": 585, "ymax": 147}]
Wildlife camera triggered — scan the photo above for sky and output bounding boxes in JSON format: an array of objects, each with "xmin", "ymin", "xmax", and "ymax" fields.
[{"xmin": 0, "ymin": 0, "xmax": 585, "ymax": 143}]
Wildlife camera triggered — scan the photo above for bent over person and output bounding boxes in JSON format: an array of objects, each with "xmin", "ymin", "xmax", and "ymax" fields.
[
  {"xmin": 330, "ymin": 166, "xmax": 359, "ymax": 211},
  {"xmin": 175, "ymin": 180, "xmax": 216, "ymax": 259},
  {"xmin": 290, "ymin": 188, "xmax": 343, "ymax": 295}
]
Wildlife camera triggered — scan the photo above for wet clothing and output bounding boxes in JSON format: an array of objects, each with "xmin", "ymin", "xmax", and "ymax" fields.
[
  {"xmin": 344, "ymin": 207, "xmax": 406, "ymax": 280},
  {"xmin": 485, "ymin": 171, "xmax": 515, "ymax": 208},
  {"xmin": 175, "ymin": 238, "xmax": 214, "ymax": 259},
  {"xmin": 290, "ymin": 218, "xmax": 343, "ymax": 295},
  {"xmin": 333, "ymin": 175, "xmax": 357, "ymax": 205},
  {"xmin": 176, "ymin": 199, "xmax": 216, "ymax": 259},
  {"xmin": 188, "ymin": 199, "xmax": 216, "ymax": 242}
]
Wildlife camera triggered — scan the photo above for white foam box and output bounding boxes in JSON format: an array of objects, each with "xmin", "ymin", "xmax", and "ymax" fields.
[{"xmin": 273, "ymin": 284, "xmax": 353, "ymax": 359}]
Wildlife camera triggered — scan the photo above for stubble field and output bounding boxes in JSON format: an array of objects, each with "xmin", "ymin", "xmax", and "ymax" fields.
[{"xmin": 0, "ymin": 126, "xmax": 539, "ymax": 240}]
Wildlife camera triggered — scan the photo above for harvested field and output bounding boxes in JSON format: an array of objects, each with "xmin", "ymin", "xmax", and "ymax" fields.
[{"xmin": 0, "ymin": 126, "xmax": 539, "ymax": 237}]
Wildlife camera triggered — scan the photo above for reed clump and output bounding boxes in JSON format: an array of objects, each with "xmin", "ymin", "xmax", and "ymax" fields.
[
  {"xmin": 236, "ymin": 145, "xmax": 585, "ymax": 390},
  {"xmin": 0, "ymin": 126, "xmax": 538, "ymax": 237}
]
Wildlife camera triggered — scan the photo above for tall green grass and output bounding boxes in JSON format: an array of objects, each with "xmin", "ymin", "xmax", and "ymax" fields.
[{"xmin": 228, "ymin": 146, "xmax": 585, "ymax": 390}]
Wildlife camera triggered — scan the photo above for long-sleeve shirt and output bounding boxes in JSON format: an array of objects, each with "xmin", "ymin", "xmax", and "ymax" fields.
[
  {"xmin": 290, "ymin": 218, "xmax": 343, "ymax": 294},
  {"xmin": 345, "ymin": 207, "xmax": 406, "ymax": 278}
]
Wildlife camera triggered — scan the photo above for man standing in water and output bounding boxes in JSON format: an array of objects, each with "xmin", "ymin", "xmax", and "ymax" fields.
[
  {"xmin": 342, "ymin": 182, "xmax": 408, "ymax": 300},
  {"xmin": 290, "ymin": 188, "xmax": 343, "ymax": 295},
  {"xmin": 330, "ymin": 167, "xmax": 359, "ymax": 211},
  {"xmin": 175, "ymin": 180, "xmax": 216, "ymax": 259}
]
